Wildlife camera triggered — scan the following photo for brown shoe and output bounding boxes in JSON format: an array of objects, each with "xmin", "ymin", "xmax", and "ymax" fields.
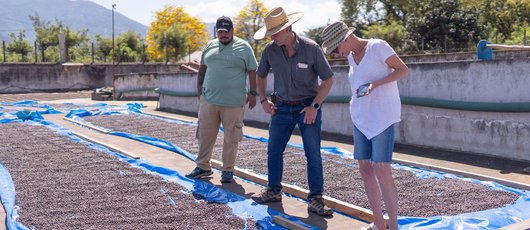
[
  {"xmin": 252, "ymin": 188, "xmax": 282, "ymax": 204},
  {"xmin": 308, "ymin": 196, "xmax": 334, "ymax": 216}
]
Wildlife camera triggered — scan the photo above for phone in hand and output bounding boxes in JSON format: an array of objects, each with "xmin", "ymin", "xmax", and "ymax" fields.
[{"xmin": 356, "ymin": 83, "xmax": 371, "ymax": 98}]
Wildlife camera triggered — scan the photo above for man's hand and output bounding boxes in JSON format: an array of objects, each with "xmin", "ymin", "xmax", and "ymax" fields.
[
  {"xmin": 261, "ymin": 100, "xmax": 276, "ymax": 115},
  {"xmin": 247, "ymin": 95, "xmax": 257, "ymax": 110},
  {"xmin": 301, "ymin": 106, "xmax": 318, "ymax": 124}
]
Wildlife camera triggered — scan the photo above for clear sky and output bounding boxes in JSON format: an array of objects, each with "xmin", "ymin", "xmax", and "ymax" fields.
[{"xmin": 85, "ymin": 0, "xmax": 342, "ymax": 32}]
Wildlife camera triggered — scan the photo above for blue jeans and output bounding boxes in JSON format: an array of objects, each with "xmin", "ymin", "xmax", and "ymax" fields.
[{"xmin": 267, "ymin": 97, "xmax": 324, "ymax": 198}]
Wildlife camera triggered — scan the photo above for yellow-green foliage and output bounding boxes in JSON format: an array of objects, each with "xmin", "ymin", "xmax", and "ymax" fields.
[
  {"xmin": 233, "ymin": 0, "xmax": 269, "ymax": 59},
  {"xmin": 146, "ymin": 5, "xmax": 208, "ymax": 62}
]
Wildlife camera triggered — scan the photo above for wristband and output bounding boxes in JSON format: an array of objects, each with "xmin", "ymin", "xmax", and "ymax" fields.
[{"xmin": 260, "ymin": 98, "xmax": 268, "ymax": 104}]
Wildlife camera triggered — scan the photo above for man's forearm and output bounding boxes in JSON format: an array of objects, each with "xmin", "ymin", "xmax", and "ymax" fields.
[
  {"xmin": 313, "ymin": 77, "xmax": 333, "ymax": 104},
  {"xmin": 248, "ymin": 70, "xmax": 257, "ymax": 93},
  {"xmin": 257, "ymin": 76, "xmax": 267, "ymax": 102},
  {"xmin": 197, "ymin": 66, "xmax": 206, "ymax": 88},
  {"xmin": 196, "ymin": 65, "xmax": 207, "ymax": 99}
]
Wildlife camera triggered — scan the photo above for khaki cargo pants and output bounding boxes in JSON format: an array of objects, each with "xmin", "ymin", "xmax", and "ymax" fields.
[{"xmin": 195, "ymin": 98, "xmax": 244, "ymax": 172}]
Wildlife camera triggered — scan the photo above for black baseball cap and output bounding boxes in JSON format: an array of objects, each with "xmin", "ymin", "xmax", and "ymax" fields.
[{"xmin": 216, "ymin": 16, "xmax": 233, "ymax": 32}]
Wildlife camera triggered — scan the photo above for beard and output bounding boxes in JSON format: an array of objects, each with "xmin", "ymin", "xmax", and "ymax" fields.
[{"xmin": 220, "ymin": 37, "xmax": 233, "ymax": 45}]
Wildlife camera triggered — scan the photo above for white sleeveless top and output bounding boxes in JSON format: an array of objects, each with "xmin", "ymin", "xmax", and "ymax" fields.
[{"xmin": 347, "ymin": 39, "xmax": 401, "ymax": 139}]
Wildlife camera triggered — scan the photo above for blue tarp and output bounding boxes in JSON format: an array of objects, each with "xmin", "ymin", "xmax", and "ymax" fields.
[
  {"xmin": 0, "ymin": 110, "xmax": 313, "ymax": 230},
  {"xmin": 4, "ymin": 100, "xmax": 63, "ymax": 114},
  {"xmin": 15, "ymin": 110, "xmax": 44, "ymax": 121},
  {"xmin": 0, "ymin": 162, "xmax": 29, "ymax": 230},
  {"xmin": 0, "ymin": 112, "xmax": 19, "ymax": 124},
  {"xmin": 11, "ymin": 100, "xmax": 39, "ymax": 107},
  {"xmin": 65, "ymin": 102, "xmax": 143, "ymax": 118},
  {"xmin": 64, "ymin": 105, "xmax": 530, "ymax": 229}
]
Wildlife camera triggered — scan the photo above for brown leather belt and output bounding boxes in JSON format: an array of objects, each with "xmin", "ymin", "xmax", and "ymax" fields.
[{"xmin": 277, "ymin": 99, "xmax": 303, "ymax": 106}]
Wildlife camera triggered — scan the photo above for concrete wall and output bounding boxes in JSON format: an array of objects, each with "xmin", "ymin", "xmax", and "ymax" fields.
[
  {"xmin": 399, "ymin": 106, "xmax": 530, "ymax": 161},
  {"xmin": 399, "ymin": 59, "xmax": 530, "ymax": 102},
  {"xmin": 400, "ymin": 50, "xmax": 530, "ymax": 63},
  {"xmin": 0, "ymin": 63, "xmax": 181, "ymax": 93},
  {"xmin": 329, "ymin": 50, "xmax": 530, "ymax": 65},
  {"xmin": 395, "ymin": 58, "xmax": 530, "ymax": 161},
  {"xmin": 158, "ymin": 58, "xmax": 530, "ymax": 162},
  {"xmin": 1, "ymin": 59, "xmax": 529, "ymax": 161},
  {"xmin": 114, "ymin": 72, "xmax": 161, "ymax": 100},
  {"xmin": 158, "ymin": 71, "xmax": 198, "ymax": 112}
]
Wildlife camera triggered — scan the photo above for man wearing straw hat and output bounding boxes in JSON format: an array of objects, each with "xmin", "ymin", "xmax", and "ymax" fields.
[{"xmin": 252, "ymin": 7, "xmax": 334, "ymax": 216}]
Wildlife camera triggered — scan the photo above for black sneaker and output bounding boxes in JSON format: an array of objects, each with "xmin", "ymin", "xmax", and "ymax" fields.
[
  {"xmin": 252, "ymin": 188, "xmax": 282, "ymax": 204},
  {"xmin": 220, "ymin": 171, "xmax": 234, "ymax": 183},
  {"xmin": 308, "ymin": 196, "xmax": 334, "ymax": 216},
  {"xmin": 185, "ymin": 167, "xmax": 213, "ymax": 178}
]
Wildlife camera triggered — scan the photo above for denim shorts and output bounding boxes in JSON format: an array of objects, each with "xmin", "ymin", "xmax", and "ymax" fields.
[{"xmin": 353, "ymin": 124, "xmax": 395, "ymax": 163}]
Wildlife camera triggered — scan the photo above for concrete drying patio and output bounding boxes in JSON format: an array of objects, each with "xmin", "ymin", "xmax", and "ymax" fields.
[{"xmin": 1, "ymin": 92, "xmax": 529, "ymax": 229}]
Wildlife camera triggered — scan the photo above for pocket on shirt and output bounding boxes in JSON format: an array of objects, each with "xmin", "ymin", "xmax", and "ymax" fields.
[{"xmin": 294, "ymin": 67, "xmax": 314, "ymax": 87}]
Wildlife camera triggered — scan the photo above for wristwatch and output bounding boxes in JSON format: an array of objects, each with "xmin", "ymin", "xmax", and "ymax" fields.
[
  {"xmin": 311, "ymin": 102, "xmax": 320, "ymax": 110},
  {"xmin": 248, "ymin": 90, "xmax": 258, "ymax": 96}
]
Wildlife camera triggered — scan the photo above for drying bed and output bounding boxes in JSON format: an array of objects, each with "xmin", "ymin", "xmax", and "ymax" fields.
[
  {"xmin": 83, "ymin": 114, "xmax": 519, "ymax": 217},
  {"xmin": 0, "ymin": 122, "xmax": 258, "ymax": 229},
  {"xmin": 0, "ymin": 91, "xmax": 91, "ymax": 103}
]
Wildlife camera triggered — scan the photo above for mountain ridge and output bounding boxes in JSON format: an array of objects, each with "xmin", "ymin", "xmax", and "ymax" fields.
[{"xmin": 0, "ymin": 0, "xmax": 148, "ymax": 42}]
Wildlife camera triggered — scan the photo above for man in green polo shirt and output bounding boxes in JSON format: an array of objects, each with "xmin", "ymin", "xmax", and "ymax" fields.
[{"xmin": 186, "ymin": 16, "xmax": 258, "ymax": 183}]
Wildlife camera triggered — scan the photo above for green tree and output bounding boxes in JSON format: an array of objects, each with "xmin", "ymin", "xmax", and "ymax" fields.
[
  {"xmin": 30, "ymin": 14, "xmax": 89, "ymax": 62},
  {"xmin": 338, "ymin": 0, "xmax": 493, "ymax": 51},
  {"xmin": 338, "ymin": 0, "xmax": 415, "ymax": 46},
  {"xmin": 117, "ymin": 43, "xmax": 137, "ymax": 63},
  {"xmin": 504, "ymin": 22, "xmax": 530, "ymax": 45},
  {"xmin": 116, "ymin": 30, "xmax": 143, "ymax": 62},
  {"xmin": 154, "ymin": 24, "xmax": 189, "ymax": 63},
  {"xmin": 362, "ymin": 21, "xmax": 409, "ymax": 51},
  {"xmin": 7, "ymin": 31, "xmax": 33, "ymax": 62},
  {"xmin": 69, "ymin": 41, "xmax": 92, "ymax": 63},
  {"xmin": 304, "ymin": 26, "xmax": 326, "ymax": 46},
  {"xmin": 117, "ymin": 30, "xmax": 142, "ymax": 52},
  {"xmin": 64, "ymin": 27, "xmax": 89, "ymax": 62},
  {"xmin": 480, "ymin": 0, "xmax": 518, "ymax": 42},
  {"xmin": 30, "ymin": 14, "xmax": 61, "ymax": 62},
  {"xmin": 406, "ymin": 0, "xmax": 483, "ymax": 50},
  {"xmin": 339, "ymin": 0, "xmax": 365, "ymax": 27},
  {"xmin": 479, "ymin": 0, "xmax": 530, "ymax": 43},
  {"xmin": 233, "ymin": 0, "xmax": 269, "ymax": 58},
  {"xmin": 94, "ymin": 34, "xmax": 112, "ymax": 62}
]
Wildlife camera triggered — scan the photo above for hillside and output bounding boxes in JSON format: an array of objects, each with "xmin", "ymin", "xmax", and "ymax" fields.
[{"xmin": 0, "ymin": 0, "xmax": 148, "ymax": 42}]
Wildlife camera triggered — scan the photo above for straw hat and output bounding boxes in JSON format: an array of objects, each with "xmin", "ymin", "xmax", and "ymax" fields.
[
  {"xmin": 253, "ymin": 7, "xmax": 303, "ymax": 40},
  {"xmin": 321, "ymin": 21, "xmax": 355, "ymax": 55}
]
